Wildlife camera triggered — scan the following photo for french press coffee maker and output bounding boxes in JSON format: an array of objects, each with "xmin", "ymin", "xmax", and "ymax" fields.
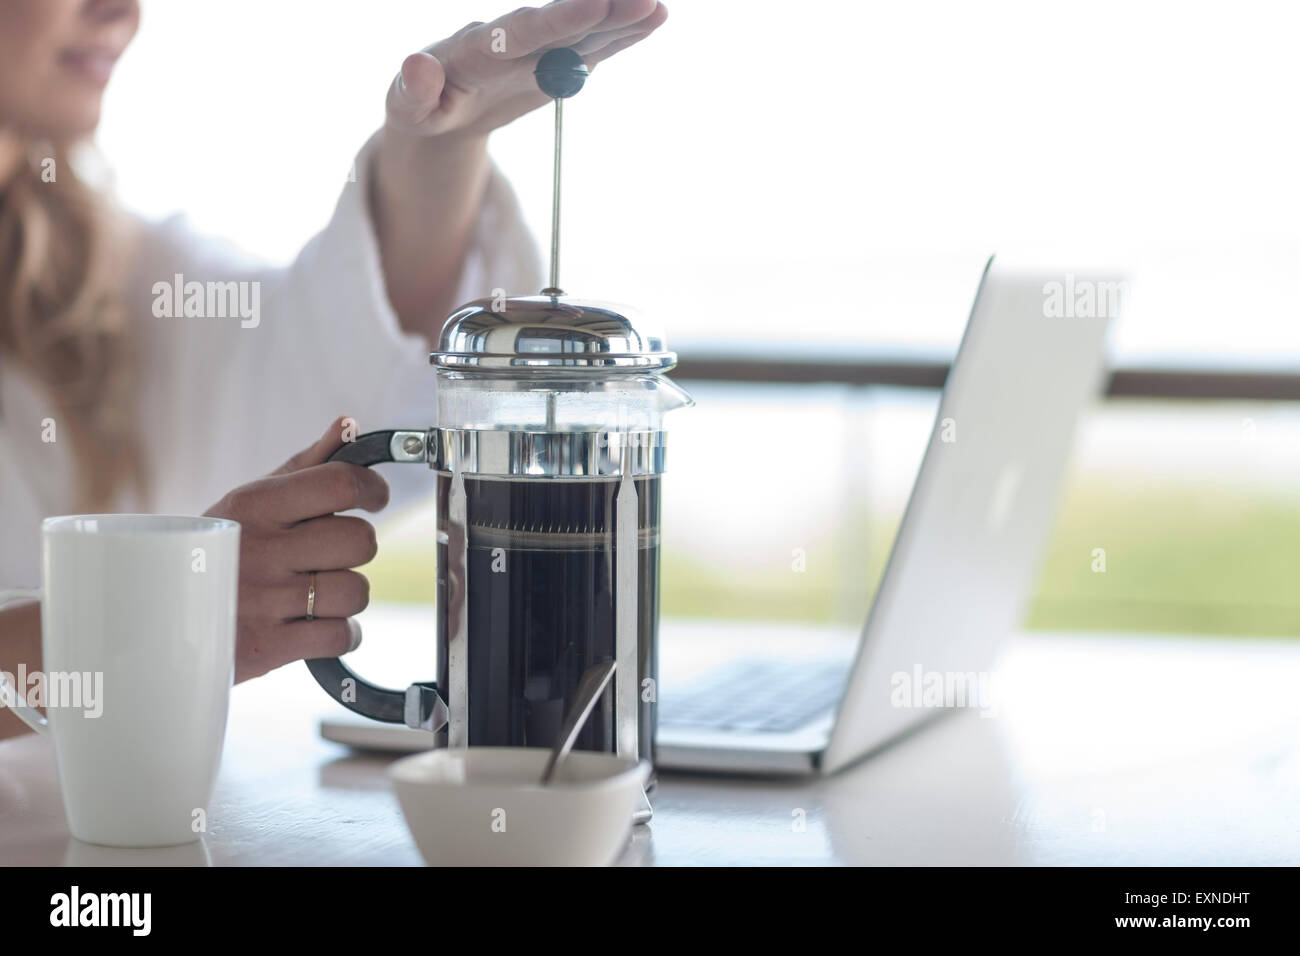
[{"xmin": 306, "ymin": 49, "xmax": 691, "ymax": 804}]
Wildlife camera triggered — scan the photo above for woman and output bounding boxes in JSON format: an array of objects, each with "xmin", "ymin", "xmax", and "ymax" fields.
[{"xmin": 0, "ymin": 0, "xmax": 667, "ymax": 737}]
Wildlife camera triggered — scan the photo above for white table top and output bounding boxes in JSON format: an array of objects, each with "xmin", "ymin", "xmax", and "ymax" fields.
[{"xmin": 3, "ymin": 608, "xmax": 1299, "ymax": 866}]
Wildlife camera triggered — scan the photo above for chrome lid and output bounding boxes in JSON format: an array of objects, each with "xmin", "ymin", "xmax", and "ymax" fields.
[{"xmin": 431, "ymin": 294, "xmax": 676, "ymax": 372}]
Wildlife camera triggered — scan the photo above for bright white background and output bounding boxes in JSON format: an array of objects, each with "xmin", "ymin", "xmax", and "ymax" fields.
[{"xmin": 97, "ymin": 0, "xmax": 1300, "ymax": 365}]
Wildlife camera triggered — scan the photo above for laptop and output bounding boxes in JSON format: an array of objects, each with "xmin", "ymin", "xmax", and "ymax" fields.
[
  {"xmin": 655, "ymin": 258, "xmax": 1116, "ymax": 774},
  {"xmin": 321, "ymin": 259, "xmax": 1116, "ymax": 774}
]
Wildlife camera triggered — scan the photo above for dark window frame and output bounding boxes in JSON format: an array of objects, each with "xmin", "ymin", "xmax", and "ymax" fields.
[{"xmin": 673, "ymin": 356, "xmax": 1300, "ymax": 401}]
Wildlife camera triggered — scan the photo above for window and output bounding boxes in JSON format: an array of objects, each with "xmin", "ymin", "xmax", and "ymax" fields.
[{"xmin": 100, "ymin": 1, "xmax": 1300, "ymax": 638}]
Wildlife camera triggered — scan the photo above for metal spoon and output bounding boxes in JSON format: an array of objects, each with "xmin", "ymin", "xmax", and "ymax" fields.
[{"xmin": 539, "ymin": 659, "xmax": 617, "ymax": 785}]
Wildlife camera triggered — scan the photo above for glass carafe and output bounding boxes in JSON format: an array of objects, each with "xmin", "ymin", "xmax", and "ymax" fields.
[{"xmin": 305, "ymin": 293, "xmax": 692, "ymax": 801}]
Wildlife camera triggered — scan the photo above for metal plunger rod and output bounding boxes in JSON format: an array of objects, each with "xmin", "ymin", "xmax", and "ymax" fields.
[
  {"xmin": 533, "ymin": 48, "xmax": 589, "ymax": 296},
  {"xmin": 549, "ymin": 96, "xmax": 563, "ymax": 292}
]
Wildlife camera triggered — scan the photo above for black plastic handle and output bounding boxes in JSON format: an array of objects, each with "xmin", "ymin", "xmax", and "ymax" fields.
[
  {"xmin": 327, "ymin": 429, "xmax": 399, "ymax": 466},
  {"xmin": 304, "ymin": 429, "xmax": 439, "ymax": 727}
]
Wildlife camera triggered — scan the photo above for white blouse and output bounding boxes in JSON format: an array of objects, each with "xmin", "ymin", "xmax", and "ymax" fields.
[{"xmin": 0, "ymin": 147, "xmax": 542, "ymax": 588}]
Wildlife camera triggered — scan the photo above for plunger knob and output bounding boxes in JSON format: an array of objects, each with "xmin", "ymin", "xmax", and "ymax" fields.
[{"xmin": 534, "ymin": 47, "xmax": 589, "ymax": 98}]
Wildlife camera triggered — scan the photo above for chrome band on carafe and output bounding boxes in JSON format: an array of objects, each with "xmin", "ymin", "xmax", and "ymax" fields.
[
  {"xmin": 427, "ymin": 427, "xmax": 666, "ymax": 478},
  {"xmin": 614, "ymin": 437, "xmax": 639, "ymax": 759},
  {"xmin": 445, "ymin": 446, "xmax": 470, "ymax": 748}
]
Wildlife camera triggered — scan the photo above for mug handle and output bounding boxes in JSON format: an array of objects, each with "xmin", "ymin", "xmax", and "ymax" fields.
[
  {"xmin": 303, "ymin": 430, "xmax": 448, "ymax": 733},
  {"xmin": 0, "ymin": 588, "xmax": 49, "ymax": 736}
]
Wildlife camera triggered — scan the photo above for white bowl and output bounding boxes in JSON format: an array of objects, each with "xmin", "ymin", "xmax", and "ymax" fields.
[{"xmin": 390, "ymin": 747, "xmax": 650, "ymax": 866}]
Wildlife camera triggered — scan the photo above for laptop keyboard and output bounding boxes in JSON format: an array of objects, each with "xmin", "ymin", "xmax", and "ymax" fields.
[{"xmin": 659, "ymin": 658, "xmax": 849, "ymax": 734}]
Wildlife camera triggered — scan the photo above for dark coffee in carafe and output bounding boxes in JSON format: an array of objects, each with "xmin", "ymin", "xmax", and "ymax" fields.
[{"xmin": 436, "ymin": 474, "xmax": 660, "ymax": 763}]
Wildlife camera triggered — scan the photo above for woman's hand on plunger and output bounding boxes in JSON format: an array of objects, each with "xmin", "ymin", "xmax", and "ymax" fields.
[
  {"xmin": 205, "ymin": 418, "xmax": 388, "ymax": 683},
  {"xmin": 371, "ymin": 0, "xmax": 668, "ymax": 331},
  {"xmin": 384, "ymin": 0, "xmax": 667, "ymax": 139}
]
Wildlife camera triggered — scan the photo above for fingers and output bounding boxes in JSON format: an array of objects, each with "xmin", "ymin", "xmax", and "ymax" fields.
[
  {"xmin": 387, "ymin": 52, "xmax": 447, "ymax": 126},
  {"xmin": 575, "ymin": 2, "xmax": 667, "ymax": 60},
  {"xmin": 269, "ymin": 514, "xmax": 379, "ymax": 573},
  {"xmin": 220, "ymin": 418, "xmax": 388, "ymax": 528},
  {"xmin": 578, "ymin": 25, "xmax": 661, "ymax": 64},
  {"xmin": 551, "ymin": 0, "xmax": 663, "ymax": 53},
  {"xmin": 241, "ymin": 569, "xmax": 371, "ymax": 622},
  {"xmin": 230, "ymin": 461, "xmax": 389, "ymax": 528},
  {"xmin": 479, "ymin": 0, "xmax": 613, "ymax": 61},
  {"xmin": 273, "ymin": 416, "xmax": 357, "ymax": 476},
  {"xmin": 236, "ymin": 618, "xmax": 362, "ymax": 683},
  {"xmin": 225, "ymin": 417, "xmax": 389, "ymax": 684},
  {"xmin": 458, "ymin": 0, "xmax": 659, "ymax": 64},
  {"xmin": 283, "ymin": 618, "xmax": 364, "ymax": 663}
]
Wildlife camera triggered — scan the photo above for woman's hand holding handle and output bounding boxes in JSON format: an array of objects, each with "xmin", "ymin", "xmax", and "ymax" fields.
[{"xmin": 205, "ymin": 417, "xmax": 389, "ymax": 683}]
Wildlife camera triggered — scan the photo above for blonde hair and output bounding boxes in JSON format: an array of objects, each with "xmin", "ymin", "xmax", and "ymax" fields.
[{"xmin": 0, "ymin": 140, "xmax": 144, "ymax": 511}]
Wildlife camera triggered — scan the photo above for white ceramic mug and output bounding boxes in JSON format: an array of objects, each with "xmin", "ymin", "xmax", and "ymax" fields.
[{"xmin": 0, "ymin": 514, "xmax": 239, "ymax": 847}]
